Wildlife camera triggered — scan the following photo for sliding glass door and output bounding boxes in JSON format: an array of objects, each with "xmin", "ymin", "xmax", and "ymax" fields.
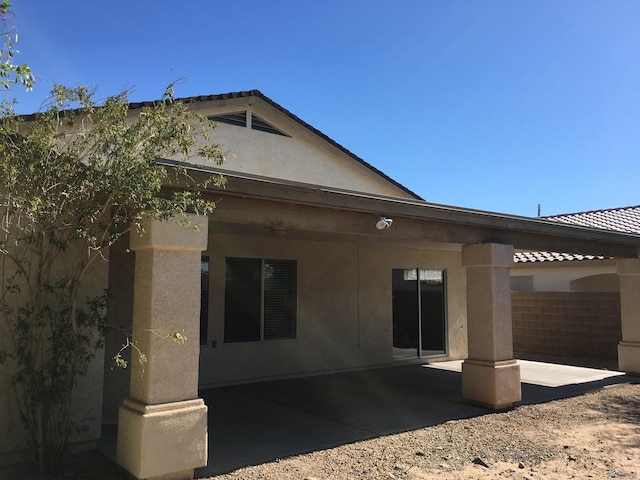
[{"xmin": 392, "ymin": 268, "xmax": 447, "ymax": 360}]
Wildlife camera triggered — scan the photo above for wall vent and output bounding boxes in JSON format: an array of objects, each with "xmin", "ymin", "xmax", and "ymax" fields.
[
  {"xmin": 208, "ymin": 111, "xmax": 290, "ymax": 137},
  {"xmin": 208, "ymin": 112, "xmax": 247, "ymax": 127},
  {"xmin": 250, "ymin": 114, "xmax": 290, "ymax": 137}
]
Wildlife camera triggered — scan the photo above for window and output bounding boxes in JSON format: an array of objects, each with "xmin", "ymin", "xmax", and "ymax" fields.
[
  {"xmin": 224, "ymin": 258, "xmax": 297, "ymax": 343},
  {"xmin": 200, "ymin": 257, "xmax": 209, "ymax": 345}
]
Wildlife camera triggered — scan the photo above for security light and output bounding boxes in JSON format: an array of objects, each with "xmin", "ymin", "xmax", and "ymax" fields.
[{"xmin": 375, "ymin": 216, "xmax": 393, "ymax": 230}]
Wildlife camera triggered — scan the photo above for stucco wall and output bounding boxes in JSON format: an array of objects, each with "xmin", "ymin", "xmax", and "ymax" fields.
[
  {"xmin": 511, "ymin": 259, "xmax": 617, "ymax": 292},
  {"xmin": 197, "ymin": 231, "xmax": 467, "ymax": 386},
  {"xmin": 186, "ymin": 99, "xmax": 416, "ymax": 199}
]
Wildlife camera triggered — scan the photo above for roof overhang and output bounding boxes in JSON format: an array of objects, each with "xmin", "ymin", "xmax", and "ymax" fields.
[{"xmin": 165, "ymin": 162, "xmax": 640, "ymax": 259}]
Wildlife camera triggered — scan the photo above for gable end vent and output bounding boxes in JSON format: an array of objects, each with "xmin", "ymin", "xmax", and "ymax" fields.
[
  {"xmin": 208, "ymin": 111, "xmax": 290, "ymax": 137},
  {"xmin": 250, "ymin": 114, "xmax": 290, "ymax": 137},
  {"xmin": 208, "ymin": 112, "xmax": 247, "ymax": 127}
]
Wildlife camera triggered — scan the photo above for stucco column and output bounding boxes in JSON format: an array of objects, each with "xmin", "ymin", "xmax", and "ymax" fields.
[
  {"xmin": 116, "ymin": 215, "xmax": 208, "ymax": 480},
  {"xmin": 461, "ymin": 243, "xmax": 521, "ymax": 409},
  {"xmin": 617, "ymin": 258, "xmax": 640, "ymax": 375}
]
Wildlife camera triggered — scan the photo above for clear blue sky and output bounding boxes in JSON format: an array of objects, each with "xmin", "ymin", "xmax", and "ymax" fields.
[{"xmin": 8, "ymin": 1, "xmax": 640, "ymax": 217}]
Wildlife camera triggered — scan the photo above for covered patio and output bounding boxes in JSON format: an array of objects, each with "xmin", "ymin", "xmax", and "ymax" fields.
[{"xmin": 109, "ymin": 172, "xmax": 640, "ymax": 479}]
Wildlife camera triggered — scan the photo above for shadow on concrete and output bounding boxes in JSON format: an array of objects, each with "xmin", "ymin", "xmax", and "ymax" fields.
[{"xmin": 195, "ymin": 363, "xmax": 634, "ymax": 477}]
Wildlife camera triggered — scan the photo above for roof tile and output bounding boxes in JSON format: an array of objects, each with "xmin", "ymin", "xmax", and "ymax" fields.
[{"xmin": 515, "ymin": 205, "xmax": 640, "ymax": 263}]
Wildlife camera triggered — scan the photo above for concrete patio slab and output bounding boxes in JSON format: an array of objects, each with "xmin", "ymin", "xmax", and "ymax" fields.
[{"xmin": 425, "ymin": 359, "xmax": 626, "ymax": 387}]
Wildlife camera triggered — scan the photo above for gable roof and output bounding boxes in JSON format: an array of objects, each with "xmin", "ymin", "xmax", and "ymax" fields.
[
  {"xmin": 515, "ymin": 205, "xmax": 640, "ymax": 263},
  {"xmin": 129, "ymin": 90, "xmax": 423, "ymax": 201}
]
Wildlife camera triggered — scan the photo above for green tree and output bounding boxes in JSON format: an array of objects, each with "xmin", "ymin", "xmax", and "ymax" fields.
[
  {"xmin": 0, "ymin": 84, "xmax": 224, "ymax": 473},
  {"xmin": 0, "ymin": 1, "xmax": 34, "ymax": 90}
]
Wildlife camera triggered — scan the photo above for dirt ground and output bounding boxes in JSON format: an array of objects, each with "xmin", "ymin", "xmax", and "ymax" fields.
[{"xmin": 2, "ymin": 381, "xmax": 639, "ymax": 479}]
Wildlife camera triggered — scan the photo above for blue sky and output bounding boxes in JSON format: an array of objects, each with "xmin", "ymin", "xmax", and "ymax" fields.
[{"xmin": 7, "ymin": 1, "xmax": 640, "ymax": 217}]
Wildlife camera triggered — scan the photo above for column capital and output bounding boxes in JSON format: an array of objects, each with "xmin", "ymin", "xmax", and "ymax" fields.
[
  {"xmin": 462, "ymin": 243, "xmax": 514, "ymax": 268},
  {"xmin": 130, "ymin": 214, "xmax": 208, "ymax": 252}
]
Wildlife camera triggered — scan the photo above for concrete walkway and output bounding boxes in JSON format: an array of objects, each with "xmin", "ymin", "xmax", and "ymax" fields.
[
  {"xmin": 426, "ymin": 359, "xmax": 625, "ymax": 387},
  {"xmin": 194, "ymin": 360, "xmax": 630, "ymax": 477}
]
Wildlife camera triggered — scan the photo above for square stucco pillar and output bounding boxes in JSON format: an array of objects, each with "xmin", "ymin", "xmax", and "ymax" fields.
[
  {"xmin": 461, "ymin": 243, "xmax": 521, "ymax": 409},
  {"xmin": 117, "ymin": 215, "xmax": 208, "ymax": 480},
  {"xmin": 617, "ymin": 258, "xmax": 640, "ymax": 375}
]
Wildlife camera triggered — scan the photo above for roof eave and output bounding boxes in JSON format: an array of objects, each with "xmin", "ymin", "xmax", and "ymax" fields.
[{"xmin": 165, "ymin": 162, "xmax": 640, "ymax": 259}]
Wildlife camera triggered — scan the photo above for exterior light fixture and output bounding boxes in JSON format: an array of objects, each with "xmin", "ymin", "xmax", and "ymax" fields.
[
  {"xmin": 271, "ymin": 226, "xmax": 287, "ymax": 237},
  {"xmin": 375, "ymin": 216, "xmax": 393, "ymax": 230}
]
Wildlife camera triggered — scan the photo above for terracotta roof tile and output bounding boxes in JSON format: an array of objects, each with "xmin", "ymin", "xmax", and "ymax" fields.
[
  {"xmin": 514, "ymin": 205, "xmax": 640, "ymax": 263},
  {"xmin": 544, "ymin": 205, "xmax": 640, "ymax": 233}
]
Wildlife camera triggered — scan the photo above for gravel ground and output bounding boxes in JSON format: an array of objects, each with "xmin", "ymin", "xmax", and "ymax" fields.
[{"xmin": 207, "ymin": 382, "xmax": 640, "ymax": 480}]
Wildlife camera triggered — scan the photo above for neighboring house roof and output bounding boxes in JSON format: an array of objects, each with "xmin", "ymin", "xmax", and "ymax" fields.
[
  {"xmin": 545, "ymin": 205, "xmax": 640, "ymax": 233},
  {"xmin": 130, "ymin": 90, "xmax": 423, "ymax": 201},
  {"xmin": 515, "ymin": 205, "xmax": 640, "ymax": 263}
]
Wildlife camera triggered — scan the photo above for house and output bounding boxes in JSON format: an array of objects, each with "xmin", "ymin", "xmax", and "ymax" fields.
[
  {"xmin": 512, "ymin": 206, "xmax": 640, "ymax": 292},
  {"xmin": 2, "ymin": 90, "xmax": 640, "ymax": 480},
  {"xmin": 511, "ymin": 206, "xmax": 640, "ymax": 363}
]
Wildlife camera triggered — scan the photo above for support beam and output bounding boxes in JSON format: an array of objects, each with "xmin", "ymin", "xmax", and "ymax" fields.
[
  {"xmin": 461, "ymin": 243, "xmax": 521, "ymax": 409},
  {"xmin": 617, "ymin": 258, "xmax": 640, "ymax": 375},
  {"xmin": 116, "ymin": 215, "xmax": 208, "ymax": 480}
]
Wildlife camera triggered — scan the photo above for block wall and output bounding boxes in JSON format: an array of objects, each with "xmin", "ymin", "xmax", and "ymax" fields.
[{"xmin": 512, "ymin": 291, "xmax": 621, "ymax": 360}]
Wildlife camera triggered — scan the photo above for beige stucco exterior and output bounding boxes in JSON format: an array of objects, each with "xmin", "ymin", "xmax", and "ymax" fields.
[
  {"xmin": 184, "ymin": 95, "xmax": 415, "ymax": 200},
  {"xmin": 462, "ymin": 243, "xmax": 521, "ymax": 408},
  {"xmin": 116, "ymin": 215, "xmax": 208, "ymax": 480},
  {"xmin": 198, "ymin": 215, "xmax": 468, "ymax": 387},
  {"xmin": 3, "ymin": 91, "xmax": 640, "ymax": 479},
  {"xmin": 617, "ymin": 258, "xmax": 640, "ymax": 374},
  {"xmin": 511, "ymin": 258, "xmax": 618, "ymax": 292}
]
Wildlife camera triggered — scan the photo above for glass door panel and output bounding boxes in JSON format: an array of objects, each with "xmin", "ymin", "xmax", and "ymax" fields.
[
  {"xmin": 419, "ymin": 269, "xmax": 446, "ymax": 356},
  {"xmin": 392, "ymin": 268, "xmax": 419, "ymax": 359},
  {"xmin": 393, "ymin": 268, "xmax": 447, "ymax": 360}
]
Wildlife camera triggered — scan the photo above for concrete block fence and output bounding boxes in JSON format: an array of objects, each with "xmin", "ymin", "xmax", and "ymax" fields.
[{"xmin": 512, "ymin": 291, "xmax": 621, "ymax": 361}]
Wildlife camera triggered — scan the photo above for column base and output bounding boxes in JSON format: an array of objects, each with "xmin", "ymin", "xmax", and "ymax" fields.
[
  {"xmin": 462, "ymin": 359, "xmax": 521, "ymax": 409},
  {"xmin": 618, "ymin": 341, "xmax": 640, "ymax": 375},
  {"xmin": 116, "ymin": 397, "xmax": 208, "ymax": 480}
]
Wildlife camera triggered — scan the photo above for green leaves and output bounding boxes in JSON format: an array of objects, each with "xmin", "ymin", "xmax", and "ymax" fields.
[
  {"xmin": 0, "ymin": 1, "xmax": 34, "ymax": 91},
  {"xmin": 1, "ymin": 84, "xmax": 223, "ymax": 256},
  {"xmin": 0, "ymin": 84, "xmax": 225, "ymax": 473}
]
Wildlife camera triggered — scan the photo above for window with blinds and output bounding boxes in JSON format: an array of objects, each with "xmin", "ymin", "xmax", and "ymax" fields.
[{"xmin": 224, "ymin": 257, "xmax": 297, "ymax": 343}]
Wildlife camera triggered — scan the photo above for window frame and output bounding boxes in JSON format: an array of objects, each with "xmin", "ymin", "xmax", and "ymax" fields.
[
  {"xmin": 200, "ymin": 256, "xmax": 210, "ymax": 346},
  {"xmin": 224, "ymin": 257, "xmax": 298, "ymax": 344}
]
